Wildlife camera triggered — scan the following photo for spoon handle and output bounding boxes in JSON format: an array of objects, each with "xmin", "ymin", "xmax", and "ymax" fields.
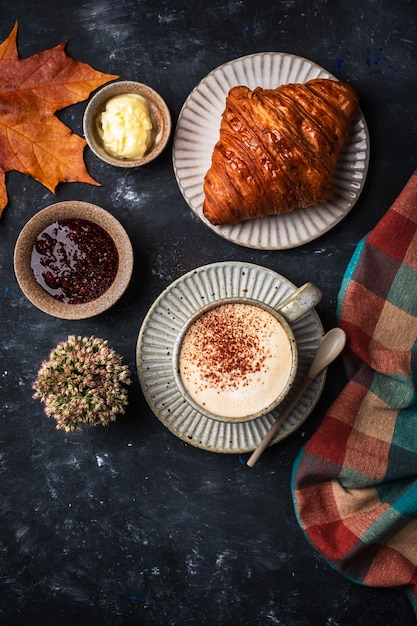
[{"xmin": 246, "ymin": 376, "xmax": 311, "ymax": 467}]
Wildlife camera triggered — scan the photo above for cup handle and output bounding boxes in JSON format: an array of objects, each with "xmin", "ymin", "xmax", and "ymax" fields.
[{"xmin": 276, "ymin": 282, "xmax": 322, "ymax": 323}]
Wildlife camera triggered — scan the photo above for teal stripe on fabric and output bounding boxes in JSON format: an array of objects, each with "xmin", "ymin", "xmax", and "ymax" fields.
[
  {"xmin": 338, "ymin": 464, "xmax": 383, "ymax": 488},
  {"xmin": 360, "ymin": 503, "xmax": 411, "ymax": 545},
  {"xmin": 391, "ymin": 408, "xmax": 417, "ymax": 453},
  {"xmin": 376, "ymin": 478, "xmax": 417, "ymax": 515},
  {"xmin": 404, "ymin": 589, "xmax": 417, "ymax": 617},
  {"xmin": 410, "ymin": 335, "xmax": 417, "ymax": 392},
  {"xmin": 392, "ymin": 480, "xmax": 417, "ymax": 516},
  {"xmin": 376, "ymin": 476, "xmax": 416, "ymax": 504},
  {"xmin": 388, "ymin": 263, "xmax": 417, "ymax": 316},
  {"xmin": 370, "ymin": 370, "xmax": 414, "ymax": 408},
  {"xmin": 386, "ymin": 444, "xmax": 417, "ymax": 482},
  {"xmin": 337, "ymin": 237, "xmax": 367, "ymax": 320}
]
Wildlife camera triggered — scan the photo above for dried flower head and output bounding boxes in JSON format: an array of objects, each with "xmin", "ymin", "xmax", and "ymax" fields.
[{"xmin": 33, "ymin": 335, "xmax": 131, "ymax": 432}]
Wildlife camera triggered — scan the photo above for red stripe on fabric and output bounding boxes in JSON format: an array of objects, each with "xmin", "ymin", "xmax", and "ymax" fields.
[
  {"xmin": 383, "ymin": 171, "xmax": 417, "ymax": 223},
  {"xmin": 348, "ymin": 244, "xmax": 401, "ymax": 300},
  {"xmin": 294, "ymin": 482, "xmax": 340, "ymax": 526},
  {"xmin": 367, "ymin": 210, "xmax": 417, "ymax": 262},
  {"xmin": 339, "ymin": 319, "xmax": 374, "ymax": 365},
  {"xmin": 306, "ymin": 519, "xmax": 359, "ymax": 560},
  {"xmin": 344, "ymin": 430, "xmax": 391, "ymax": 481},
  {"xmin": 316, "ymin": 382, "xmax": 369, "ymax": 433},
  {"xmin": 363, "ymin": 545, "xmax": 417, "ymax": 587},
  {"xmin": 340, "ymin": 284, "xmax": 386, "ymax": 337},
  {"xmin": 336, "ymin": 380, "xmax": 370, "ymax": 417},
  {"xmin": 305, "ymin": 415, "xmax": 352, "ymax": 465}
]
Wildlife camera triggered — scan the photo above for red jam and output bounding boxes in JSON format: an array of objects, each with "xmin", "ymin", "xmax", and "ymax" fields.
[{"xmin": 31, "ymin": 218, "xmax": 119, "ymax": 304}]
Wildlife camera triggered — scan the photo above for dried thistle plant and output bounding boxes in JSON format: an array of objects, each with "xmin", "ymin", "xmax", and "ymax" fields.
[{"xmin": 33, "ymin": 335, "xmax": 131, "ymax": 432}]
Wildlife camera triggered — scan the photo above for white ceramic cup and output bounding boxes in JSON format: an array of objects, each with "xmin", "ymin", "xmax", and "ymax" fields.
[{"xmin": 173, "ymin": 282, "xmax": 322, "ymax": 423}]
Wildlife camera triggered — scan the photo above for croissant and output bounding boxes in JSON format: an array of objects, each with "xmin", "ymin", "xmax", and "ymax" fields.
[{"xmin": 203, "ymin": 78, "xmax": 359, "ymax": 225}]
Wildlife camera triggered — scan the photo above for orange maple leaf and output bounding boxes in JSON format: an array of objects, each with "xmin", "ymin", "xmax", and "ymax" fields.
[{"xmin": 0, "ymin": 22, "xmax": 119, "ymax": 216}]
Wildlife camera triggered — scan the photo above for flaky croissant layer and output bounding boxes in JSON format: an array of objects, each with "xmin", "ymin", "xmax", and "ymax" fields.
[{"xmin": 203, "ymin": 78, "xmax": 359, "ymax": 225}]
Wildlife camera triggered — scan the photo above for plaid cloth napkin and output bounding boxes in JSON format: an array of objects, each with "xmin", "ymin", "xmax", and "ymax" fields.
[{"xmin": 292, "ymin": 170, "xmax": 417, "ymax": 615}]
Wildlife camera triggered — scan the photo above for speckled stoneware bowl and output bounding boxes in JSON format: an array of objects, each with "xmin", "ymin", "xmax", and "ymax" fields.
[
  {"xmin": 14, "ymin": 201, "xmax": 134, "ymax": 319},
  {"xmin": 83, "ymin": 80, "xmax": 171, "ymax": 167}
]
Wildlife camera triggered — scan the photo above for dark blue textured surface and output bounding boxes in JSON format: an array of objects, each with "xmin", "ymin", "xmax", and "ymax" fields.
[{"xmin": 0, "ymin": 1, "xmax": 416, "ymax": 624}]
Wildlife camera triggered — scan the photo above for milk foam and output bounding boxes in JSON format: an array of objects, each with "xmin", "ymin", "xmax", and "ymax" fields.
[{"xmin": 179, "ymin": 303, "xmax": 294, "ymax": 420}]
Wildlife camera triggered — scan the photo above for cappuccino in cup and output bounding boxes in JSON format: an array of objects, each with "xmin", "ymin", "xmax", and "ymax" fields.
[{"xmin": 177, "ymin": 302, "xmax": 295, "ymax": 421}]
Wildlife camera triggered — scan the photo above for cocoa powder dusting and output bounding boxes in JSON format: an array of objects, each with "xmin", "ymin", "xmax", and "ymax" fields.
[{"xmin": 181, "ymin": 304, "xmax": 272, "ymax": 392}]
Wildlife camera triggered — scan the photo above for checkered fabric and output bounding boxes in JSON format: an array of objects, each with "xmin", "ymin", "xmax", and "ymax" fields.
[{"xmin": 292, "ymin": 171, "xmax": 417, "ymax": 615}]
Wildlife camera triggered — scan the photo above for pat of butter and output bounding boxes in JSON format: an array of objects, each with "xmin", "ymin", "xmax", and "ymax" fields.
[{"xmin": 100, "ymin": 93, "xmax": 152, "ymax": 158}]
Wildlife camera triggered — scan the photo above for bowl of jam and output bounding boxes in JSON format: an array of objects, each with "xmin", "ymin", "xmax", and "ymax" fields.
[
  {"xmin": 83, "ymin": 80, "xmax": 171, "ymax": 167},
  {"xmin": 14, "ymin": 201, "xmax": 134, "ymax": 319}
]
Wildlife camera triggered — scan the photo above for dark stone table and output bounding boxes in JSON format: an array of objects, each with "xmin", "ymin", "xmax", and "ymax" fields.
[{"xmin": 1, "ymin": 1, "xmax": 416, "ymax": 624}]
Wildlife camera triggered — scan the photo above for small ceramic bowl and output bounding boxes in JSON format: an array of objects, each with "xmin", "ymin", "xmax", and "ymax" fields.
[
  {"xmin": 83, "ymin": 80, "xmax": 171, "ymax": 167},
  {"xmin": 14, "ymin": 201, "xmax": 134, "ymax": 319}
]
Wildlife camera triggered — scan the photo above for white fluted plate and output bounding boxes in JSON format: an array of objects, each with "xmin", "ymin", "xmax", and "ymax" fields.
[
  {"xmin": 136, "ymin": 262, "xmax": 325, "ymax": 454},
  {"xmin": 173, "ymin": 52, "xmax": 370, "ymax": 250}
]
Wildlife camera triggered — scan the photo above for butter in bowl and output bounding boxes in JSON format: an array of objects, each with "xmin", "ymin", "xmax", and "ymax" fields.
[{"xmin": 83, "ymin": 80, "xmax": 171, "ymax": 167}]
